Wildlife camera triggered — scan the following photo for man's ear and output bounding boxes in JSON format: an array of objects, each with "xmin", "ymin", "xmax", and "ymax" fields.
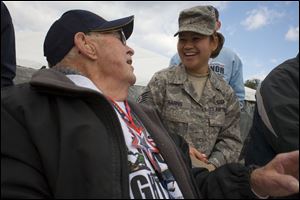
[{"xmin": 74, "ymin": 32, "xmax": 97, "ymax": 60}]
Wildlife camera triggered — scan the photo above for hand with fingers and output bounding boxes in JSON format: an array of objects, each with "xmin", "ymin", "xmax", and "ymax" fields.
[
  {"xmin": 250, "ymin": 150, "xmax": 299, "ymax": 198},
  {"xmin": 189, "ymin": 146, "xmax": 216, "ymax": 171}
]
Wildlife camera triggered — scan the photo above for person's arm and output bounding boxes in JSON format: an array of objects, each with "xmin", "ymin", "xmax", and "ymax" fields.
[
  {"xmin": 258, "ymin": 61, "xmax": 299, "ymax": 154},
  {"xmin": 189, "ymin": 146, "xmax": 208, "ymax": 163},
  {"xmin": 192, "ymin": 150, "xmax": 299, "ymax": 199},
  {"xmin": 250, "ymin": 150, "xmax": 299, "ymax": 197},
  {"xmin": 137, "ymin": 72, "xmax": 166, "ymax": 113},
  {"xmin": 208, "ymin": 90, "xmax": 243, "ymax": 167},
  {"xmin": 192, "ymin": 163, "xmax": 256, "ymax": 198},
  {"xmin": 169, "ymin": 53, "xmax": 181, "ymax": 67},
  {"xmin": 171, "ymin": 131, "xmax": 253, "ymax": 198},
  {"xmin": 1, "ymin": 104, "xmax": 52, "ymax": 198},
  {"xmin": 1, "ymin": 2, "xmax": 16, "ymax": 87},
  {"xmin": 229, "ymin": 53, "xmax": 245, "ymax": 108}
]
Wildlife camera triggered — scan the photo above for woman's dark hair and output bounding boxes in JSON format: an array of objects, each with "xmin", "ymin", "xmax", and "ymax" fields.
[
  {"xmin": 210, "ymin": 32, "xmax": 224, "ymax": 58},
  {"xmin": 213, "ymin": 7, "xmax": 219, "ymax": 21}
]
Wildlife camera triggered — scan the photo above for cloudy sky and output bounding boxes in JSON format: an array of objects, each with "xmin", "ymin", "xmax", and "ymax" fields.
[{"xmin": 4, "ymin": 1, "xmax": 299, "ymax": 85}]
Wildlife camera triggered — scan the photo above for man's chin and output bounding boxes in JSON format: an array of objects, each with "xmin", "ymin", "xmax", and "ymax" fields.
[{"xmin": 129, "ymin": 76, "xmax": 136, "ymax": 86}]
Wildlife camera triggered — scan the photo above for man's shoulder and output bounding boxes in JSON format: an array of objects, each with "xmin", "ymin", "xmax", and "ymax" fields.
[
  {"xmin": 209, "ymin": 71, "xmax": 236, "ymax": 96},
  {"xmin": 2, "ymin": 83, "xmax": 32, "ymax": 99},
  {"xmin": 263, "ymin": 55, "xmax": 299, "ymax": 87},
  {"xmin": 209, "ymin": 70, "xmax": 229, "ymax": 86},
  {"xmin": 219, "ymin": 47, "xmax": 237, "ymax": 56},
  {"xmin": 217, "ymin": 47, "xmax": 241, "ymax": 61},
  {"xmin": 157, "ymin": 65, "xmax": 179, "ymax": 74},
  {"xmin": 1, "ymin": 83, "xmax": 40, "ymax": 111}
]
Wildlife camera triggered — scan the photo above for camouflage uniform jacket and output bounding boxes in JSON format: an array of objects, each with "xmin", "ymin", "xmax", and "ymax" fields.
[{"xmin": 138, "ymin": 65, "xmax": 242, "ymax": 167}]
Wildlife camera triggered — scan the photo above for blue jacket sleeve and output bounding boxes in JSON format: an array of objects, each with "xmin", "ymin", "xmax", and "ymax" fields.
[
  {"xmin": 169, "ymin": 53, "xmax": 181, "ymax": 67},
  {"xmin": 229, "ymin": 53, "xmax": 245, "ymax": 108}
]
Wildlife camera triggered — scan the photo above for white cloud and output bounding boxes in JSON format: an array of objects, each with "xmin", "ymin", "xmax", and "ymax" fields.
[
  {"xmin": 284, "ymin": 1, "xmax": 293, "ymax": 5},
  {"xmin": 5, "ymin": 2, "xmax": 61, "ymax": 32},
  {"xmin": 5, "ymin": 1, "xmax": 231, "ymax": 63},
  {"xmin": 134, "ymin": 33, "xmax": 177, "ymax": 57},
  {"xmin": 285, "ymin": 26, "xmax": 299, "ymax": 41},
  {"xmin": 241, "ymin": 7, "xmax": 284, "ymax": 31},
  {"xmin": 247, "ymin": 72, "xmax": 268, "ymax": 81},
  {"xmin": 15, "ymin": 30, "xmax": 47, "ymax": 67},
  {"xmin": 270, "ymin": 58, "xmax": 279, "ymax": 64},
  {"xmin": 224, "ymin": 25, "xmax": 237, "ymax": 36},
  {"xmin": 248, "ymin": 59, "xmax": 264, "ymax": 68}
]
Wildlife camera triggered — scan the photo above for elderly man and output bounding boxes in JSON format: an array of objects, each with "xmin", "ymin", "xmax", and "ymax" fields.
[{"xmin": 1, "ymin": 9, "xmax": 299, "ymax": 199}]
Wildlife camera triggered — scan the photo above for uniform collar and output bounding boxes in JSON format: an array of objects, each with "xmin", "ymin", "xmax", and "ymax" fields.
[{"xmin": 169, "ymin": 64, "xmax": 224, "ymax": 92}]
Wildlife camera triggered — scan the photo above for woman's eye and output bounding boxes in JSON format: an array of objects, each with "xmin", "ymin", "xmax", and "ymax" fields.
[{"xmin": 193, "ymin": 37, "xmax": 201, "ymax": 41}]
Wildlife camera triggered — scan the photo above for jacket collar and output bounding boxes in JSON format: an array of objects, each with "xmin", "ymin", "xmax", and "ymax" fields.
[
  {"xmin": 169, "ymin": 64, "xmax": 188, "ymax": 84},
  {"xmin": 30, "ymin": 68, "xmax": 101, "ymax": 97}
]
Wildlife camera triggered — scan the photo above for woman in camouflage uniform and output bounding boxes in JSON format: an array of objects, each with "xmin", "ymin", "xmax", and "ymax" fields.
[{"xmin": 138, "ymin": 5, "xmax": 242, "ymax": 170}]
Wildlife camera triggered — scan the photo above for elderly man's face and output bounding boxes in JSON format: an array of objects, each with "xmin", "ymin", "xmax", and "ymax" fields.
[{"xmin": 90, "ymin": 30, "xmax": 136, "ymax": 86}]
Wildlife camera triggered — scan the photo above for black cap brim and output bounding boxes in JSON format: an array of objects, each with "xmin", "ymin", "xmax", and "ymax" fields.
[{"xmin": 90, "ymin": 15, "xmax": 134, "ymax": 39}]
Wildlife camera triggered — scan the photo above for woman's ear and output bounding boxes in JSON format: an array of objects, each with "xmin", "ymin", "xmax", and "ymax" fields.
[
  {"xmin": 210, "ymin": 33, "xmax": 222, "ymax": 58},
  {"xmin": 211, "ymin": 34, "xmax": 219, "ymax": 52},
  {"xmin": 74, "ymin": 32, "xmax": 97, "ymax": 60}
]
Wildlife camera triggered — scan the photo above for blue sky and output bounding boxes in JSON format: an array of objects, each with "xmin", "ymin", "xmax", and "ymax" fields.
[
  {"xmin": 4, "ymin": 1, "xmax": 299, "ymax": 84},
  {"xmin": 219, "ymin": 1, "xmax": 299, "ymax": 81}
]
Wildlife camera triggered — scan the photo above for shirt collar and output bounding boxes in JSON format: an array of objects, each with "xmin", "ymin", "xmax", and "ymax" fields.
[{"xmin": 66, "ymin": 74, "xmax": 102, "ymax": 94}]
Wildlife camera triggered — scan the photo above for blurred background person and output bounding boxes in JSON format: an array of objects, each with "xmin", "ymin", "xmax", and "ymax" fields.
[{"xmin": 1, "ymin": 1, "xmax": 16, "ymax": 88}]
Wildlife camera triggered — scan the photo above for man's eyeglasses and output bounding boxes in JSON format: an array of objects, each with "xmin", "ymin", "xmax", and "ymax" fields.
[
  {"xmin": 88, "ymin": 29, "xmax": 126, "ymax": 46},
  {"xmin": 111, "ymin": 30, "xmax": 127, "ymax": 46}
]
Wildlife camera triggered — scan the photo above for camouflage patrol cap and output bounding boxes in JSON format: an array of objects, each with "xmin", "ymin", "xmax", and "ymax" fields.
[{"xmin": 174, "ymin": 5, "xmax": 216, "ymax": 36}]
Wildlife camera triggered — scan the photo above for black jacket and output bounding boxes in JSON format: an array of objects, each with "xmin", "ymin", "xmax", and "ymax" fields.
[
  {"xmin": 2, "ymin": 69, "xmax": 255, "ymax": 199},
  {"xmin": 245, "ymin": 54, "xmax": 299, "ymax": 166},
  {"xmin": 1, "ymin": 1, "xmax": 16, "ymax": 87}
]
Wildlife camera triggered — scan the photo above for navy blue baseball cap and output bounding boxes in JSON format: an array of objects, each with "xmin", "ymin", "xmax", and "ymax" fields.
[{"xmin": 44, "ymin": 10, "xmax": 134, "ymax": 67}]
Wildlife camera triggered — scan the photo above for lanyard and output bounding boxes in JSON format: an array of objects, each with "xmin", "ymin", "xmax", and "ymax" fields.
[
  {"xmin": 109, "ymin": 98, "xmax": 144, "ymax": 135},
  {"xmin": 108, "ymin": 98, "xmax": 161, "ymax": 172}
]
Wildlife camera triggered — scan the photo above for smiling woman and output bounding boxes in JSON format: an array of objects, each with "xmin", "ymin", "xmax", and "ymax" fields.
[{"xmin": 138, "ymin": 5, "xmax": 243, "ymax": 170}]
